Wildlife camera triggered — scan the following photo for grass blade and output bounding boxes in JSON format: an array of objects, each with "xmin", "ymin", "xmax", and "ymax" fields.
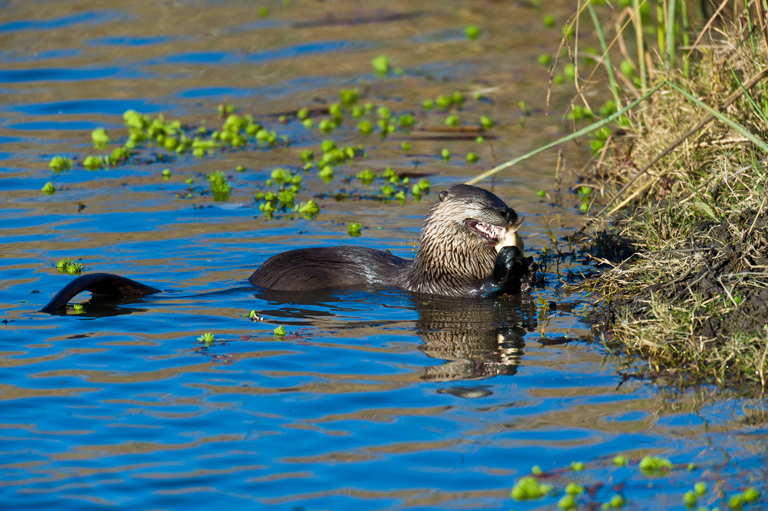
[
  {"xmin": 465, "ymin": 81, "xmax": 666, "ymax": 186},
  {"xmin": 632, "ymin": 0, "xmax": 648, "ymax": 92},
  {"xmin": 727, "ymin": 63, "xmax": 768, "ymax": 128},
  {"xmin": 666, "ymin": 0, "xmax": 677, "ymax": 66},
  {"xmin": 666, "ymin": 81, "xmax": 768, "ymax": 152},
  {"xmin": 587, "ymin": 1, "xmax": 621, "ymax": 106}
]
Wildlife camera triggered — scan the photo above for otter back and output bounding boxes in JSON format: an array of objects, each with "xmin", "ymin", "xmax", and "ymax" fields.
[{"xmin": 248, "ymin": 246, "xmax": 409, "ymax": 291}]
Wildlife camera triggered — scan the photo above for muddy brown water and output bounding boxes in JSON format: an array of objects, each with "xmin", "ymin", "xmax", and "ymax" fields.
[{"xmin": 1, "ymin": 1, "xmax": 766, "ymax": 509}]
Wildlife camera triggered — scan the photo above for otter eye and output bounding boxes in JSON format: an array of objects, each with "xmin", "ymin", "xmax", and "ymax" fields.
[{"xmin": 439, "ymin": 190, "xmax": 449, "ymax": 202}]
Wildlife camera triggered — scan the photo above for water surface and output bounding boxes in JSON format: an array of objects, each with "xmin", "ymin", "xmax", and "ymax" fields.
[{"xmin": 1, "ymin": 1, "xmax": 766, "ymax": 509}]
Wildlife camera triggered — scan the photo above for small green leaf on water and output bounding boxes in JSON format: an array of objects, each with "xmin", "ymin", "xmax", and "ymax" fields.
[
  {"xmin": 162, "ymin": 169, "xmax": 171, "ymax": 178},
  {"xmin": 531, "ymin": 465, "xmax": 542, "ymax": 475},
  {"xmin": 480, "ymin": 115, "xmax": 494, "ymax": 129},
  {"xmin": 744, "ymin": 487, "xmax": 760, "ymax": 503},
  {"xmin": 564, "ymin": 63, "xmax": 575, "ymax": 80},
  {"xmin": 543, "ymin": 14, "xmax": 555, "ymax": 28},
  {"xmin": 537, "ymin": 190, "xmax": 546, "ymax": 198},
  {"xmin": 422, "ymin": 99, "xmax": 434, "ymax": 110},
  {"xmin": 298, "ymin": 199, "xmax": 319, "ymax": 219},
  {"xmin": 73, "ymin": 304, "xmax": 84, "ymax": 313},
  {"xmin": 198, "ymin": 332, "xmax": 215, "ymax": 346},
  {"xmin": 49, "ymin": 155, "xmax": 72, "ymax": 172},
  {"xmin": 476, "ymin": 136, "xmax": 484, "ymax": 143},
  {"xmin": 401, "ymin": 142, "xmax": 411, "ymax": 151},
  {"xmin": 609, "ymin": 495, "xmax": 624, "ymax": 508},
  {"xmin": 358, "ymin": 120, "xmax": 373, "ymax": 135},
  {"xmin": 570, "ymin": 461, "xmax": 585, "ymax": 471},
  {"xmin": 694, "ymin": 201, "xmax": 718, "ymax": 221},
  {"xmin": 553, "ymin": 74, "xmax": 564, "ymax": 84},
  {"xmin": 466, "ymin": 152, "xmax": 479, "ymax": 163},
  {"xmin": 729, "ymin": 494, "xmax": 745, "ymax": 510},
  {"xmin": 258, "ymin": 6, "xmax": 268, "ymax": 17},
  {"xmin": 441, "ymin": 148, "xmax": 450, "ymax": 160},
  {"xmin": 302, "ymin": 118, "xmax": 314, "ymax": 129},
  {"xmin": 558, "ymin": 494, "xmax": 576, "ymax": 510},
  {"xmin": 565, "ymin": 483, "xmax": 584, "ymax": 495},
  {"xmin": 694, "ymin": 482, "xmax": 707, "ymax": 496},
  {"xmin": 639, "ymin": 456, "xmax": 672, "ymax": 474},
  {"xmin": 92, "ymin": 127, "xmax": 111, "ymax": 148},
  {"xmin": 372, "ymin": 55, "xmax": 390, "ymax": 75},
  {"xmin": 42, "ymin": 182, "xmax": 56, "ymax": 196},
  {"xmin": 235, "ymin": 165, "xmax": 245, "ymax": 173},
  {"xmin": 510, "ymin": 476, "xmax": 552, "ymax": 501},
  {"xmin": 357, "ymin": 169, "xmax": 375, "ymax": 184},
  {"xmin": 538, "ymin": 54, "xmax": 552, "ymax": 66},
  {"xmin": 445, "ymin": 115, "xmax": 459, "ymax": 127},
  {"xmin": 683, "ymin": 491, "xmax": 697, "ymax": 507},
  {"xmin": 613, "ymin": 454, "xmax": 629, "ymax": 466},
  {"xmin": 348, "ymin": 222, "xmax": 361, "ymax": 236},
  {"xmin": 464, "ymin": 25, "xmax": 481, "ymax": 41},
  {"xmin": 687, "ymin": 462, "xmax": 696, "ymax": 471},
  {"xmin": 274, "ymin": 326, "xmax": 285, "ymax": 338},
  {"xmin": 319, "ymin": 165, "xmax": 334, "ymax": 183}
]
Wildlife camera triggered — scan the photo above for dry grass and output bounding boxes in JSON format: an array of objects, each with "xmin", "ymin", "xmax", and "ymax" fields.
[{"xmin": 583, "ymin": 28, "xmax": 768, "ymax": 388}]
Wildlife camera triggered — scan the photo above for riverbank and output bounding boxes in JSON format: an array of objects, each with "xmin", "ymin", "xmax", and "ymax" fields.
[{"xmin": 582, "ymin": 28, "xmax": 768, "ymax": 388}]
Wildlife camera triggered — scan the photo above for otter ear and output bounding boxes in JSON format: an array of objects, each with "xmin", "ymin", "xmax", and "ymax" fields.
[{"xmin": 439, "ymin": 190, "xmax": 449, "ymax": 202}]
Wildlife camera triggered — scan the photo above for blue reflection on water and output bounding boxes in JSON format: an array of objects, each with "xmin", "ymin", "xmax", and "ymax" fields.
[
  {"xmin": 0, "ymin": 49, "xmax": 82, "ymax": 62},
  {"xmin": 0, "ymin": 67, "xmax": 121, "ymax": 83},
  {"xmin": 7, "ymin": 121, "xmax": 101, "ymax": 131},
  {"xmin": 0, "ymin": 10, "xmax": 122, "ymax": 33},
  {"xmin": 162, "ymin": 40, "xmax": 369, "ymax": 66},
  {"xmin": 89, "ymin": 35, "xmax": 173, "ymax": 46},
  {"xmin": 11, "ymin": 99, "xmax": 167, "ymax": 116}
]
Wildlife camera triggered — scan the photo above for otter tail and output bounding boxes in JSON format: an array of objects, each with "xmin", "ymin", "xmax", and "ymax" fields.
[{"xmin": 40, "ymin": 273, "xmax": 161, "ymax": 313}]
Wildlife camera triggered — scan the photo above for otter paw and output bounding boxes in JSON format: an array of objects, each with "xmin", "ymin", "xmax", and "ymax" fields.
[{"xmin": 492, "ymin": 246, "xmax": 532, "ymax": 293}]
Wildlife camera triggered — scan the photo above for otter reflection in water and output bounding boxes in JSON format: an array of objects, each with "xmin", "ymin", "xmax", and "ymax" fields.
[
  {"xmin": 416, "ymin": 293, "xmax": 537, "ymax": 384},
  {"xmin": 40, "ymin": 184, "xmax": 535, "ymax": 313}
]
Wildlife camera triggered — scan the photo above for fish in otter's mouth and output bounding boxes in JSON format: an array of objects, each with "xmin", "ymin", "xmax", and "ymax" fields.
[{"xmin": 466, "ymin": 218, "xmax": 525, "ymax": 252}]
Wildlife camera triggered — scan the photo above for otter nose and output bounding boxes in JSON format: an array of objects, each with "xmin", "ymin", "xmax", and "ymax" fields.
[{"xmin": 503, "ymin": 207, "xmax": 517, "ymax": 222}]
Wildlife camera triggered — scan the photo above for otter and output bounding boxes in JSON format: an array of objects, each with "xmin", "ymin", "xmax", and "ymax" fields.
[{"xmin": 39, "ymin": 184, "xmax": 535, "ymax": 313}]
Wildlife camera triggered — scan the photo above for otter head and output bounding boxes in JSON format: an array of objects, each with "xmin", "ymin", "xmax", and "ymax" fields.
[{"xmin": 414, "ymin": 184, "xmax": 522, "ymax": 282}]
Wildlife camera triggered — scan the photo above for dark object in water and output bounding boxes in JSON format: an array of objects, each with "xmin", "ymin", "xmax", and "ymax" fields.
[{"xmin": 40, "ymin": 185, "xmax": 535, "ymax": 313}]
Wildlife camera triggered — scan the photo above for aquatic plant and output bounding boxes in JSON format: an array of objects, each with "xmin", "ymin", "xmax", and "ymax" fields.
[
  {"xmin": 91, "ymin": 127, "xmax": 110, "ymax": 149},
  {"xmin": 298, "ymin": 200, "xmax": 319, "ymax": 219},
  {"xmin": 372, "ymin": 55, "xmax": 390, "ymax": 75},
  {"xmin": 464, "ymin": 25, "xmax": 481, "ymax": 41},
  {"xmin": 347, "ymin": 222, "xmax": 361, "ymax": 236},
  {"xmin": 49, "ymin": 156, "xmax": 72, "ymax": 172},
  {"xmin": 273, "ymin": 326, "xmax": 285, "ymax": 338},
  {"xmin": 639, "ymin": 456, "xmax": 672, "ymax": 474},
  {"xmin": 357, "ymin": 169, "xmax": 375, "ymax": 185},
  {"xmin": 42, "ymin": 182, "xmax": 56, "ymax": 196},
  {"xmin": 206, "ymin": 171, "xmax": 232, "ymax": 201},
  {"xmin": 510, "ymin": 476, "xmax": 552, "ymax": 501},
  {"xmin": 197, "ymin": 332, "xmax": 215, "ymax": 347}
]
